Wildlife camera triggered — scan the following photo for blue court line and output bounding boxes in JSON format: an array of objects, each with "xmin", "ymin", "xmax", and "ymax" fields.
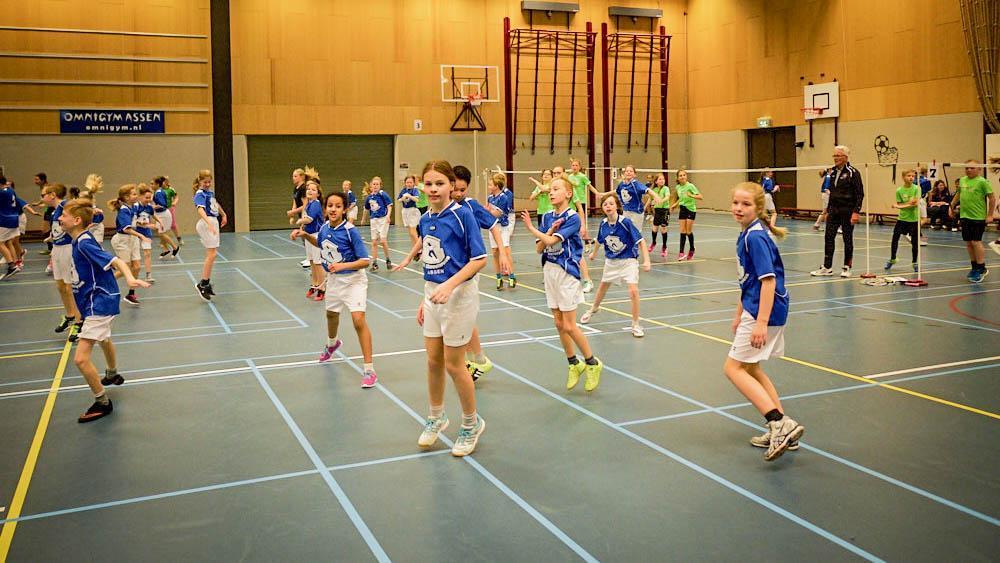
[
  {"xmin": 186, "ymin": 271, "xmax": 232, "ymax": 333},
  {"xmin": 364, "ymin": 297, "xmax": 407, "ymax": 319},
  {"xmin": 333, "ymin": 351, "xmax": 600, "ymax": 563},
  {"xmin": 487, "ymin": 357, "xmax": 882, "ymax": 561},
  {"xmin": 619, "ymin": 363, "xmax": 1000, "ymax": 427},
  {"xmin": 831, "ymin": 299, "xmax": 1000, "ymax": 333},
  {"xmin": 233, "ymin": 268, "xmax": 308, "ymax": 327},
  {"xmin": 246, "ymin": 359, "xmax": 390, "ymax": 562},
  {"xmin": 525, "ymin": 335, "xmax": 1000, "ymax": 528},
  {"xmin": 0, "ymin": 449, "xmax": 451, "ymax": 525},
  {"xmin": 241, "ymin": 234, "xmax": 288, "ymax": 257},
  {"xmin": 214, "ymin": 249, "xmax": 229, "ymax": 262}
]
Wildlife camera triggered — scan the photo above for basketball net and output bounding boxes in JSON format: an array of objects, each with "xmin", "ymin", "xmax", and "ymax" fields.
[
  {"xmin": 802, "ymin": 107, "xmax": 824, "ymax": 120},
  {"xmin": 467, "ymin": 93, "xmax": 484, "ymax": 107}
]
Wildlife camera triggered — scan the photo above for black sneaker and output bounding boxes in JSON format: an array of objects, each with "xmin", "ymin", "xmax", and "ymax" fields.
[
  {"xmin": 196, "ymin": 282, "xmax": 211, "ymax": 302},
  {"xmin": 385, "ymin": 260, "xmax": 393, "ymax": 270},
  {"xmin": 124, "ymin": 294, "xmax": 140, "ymax": 306},
  {"xmin": 159, "ymin": 250, "xmax": 171, "ymax": 258},
  {"xmin": 67, "ymin": 321, "xmax": 84, "ymax": 342},
  {"xmin": 78, "ymin": 400, "xmax": 113, "ymax": 423},
  {"xmin": 171, "ymin": 247, "xmax": 180, "ymax": 257},
  {"xmin": 101, "ymin": 372, "xmax": 125, "ymax": 386},
  {"xmin": 54, "ymin": 316, "xmax": 74, "ymax": 333},
  {"xmin": 0, "ymin": 264, "xmax": 16, "ymax": 281},
  {"xmin": 371, "ymin": 262, "xmax": 379, "ymax": 272},
  {"xmin": 206, "ymin": 283, "xmax": 216, "ymax": 296}
]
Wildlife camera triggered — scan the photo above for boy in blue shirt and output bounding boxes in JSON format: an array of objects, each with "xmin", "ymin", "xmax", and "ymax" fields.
[
  {"xmin": 59, "ymin": 199, "xmax": 148, "ymax": 422},
  {"xmin": 486, "ymin": 173, "xmax": 517, "ymax": 289},
  {"xmin": 726, "ymin": 182, "xmax": 803, "ymax": 462},
  {"xmin": 362, "ymin": 176, "xmax": 393, "ymax": 271}
]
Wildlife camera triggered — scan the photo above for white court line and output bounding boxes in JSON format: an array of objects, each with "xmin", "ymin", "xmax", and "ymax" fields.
[
  {"xmin": 866, "ymin": 356, "xmax": 1000, "ymax": 380},
  {"xmin": 241, "ymin": 234, "xmax": 286, "ymax": 257}
]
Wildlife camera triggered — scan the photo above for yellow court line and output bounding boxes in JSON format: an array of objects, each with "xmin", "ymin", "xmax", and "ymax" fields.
[
  {"xmin": 0, "ymin": 339, "xmax": 72, "ymax": 561},
  {"xmin": 0, "ymin": 306, "xmax": 64, "ymax": 315},
  {"xmin": 0, "ymin": 350, "xmax": 63, "ymax": 361},
  {"xmin": 511, "ymin": 277, "xmax": 1000, "ymax": 421}
]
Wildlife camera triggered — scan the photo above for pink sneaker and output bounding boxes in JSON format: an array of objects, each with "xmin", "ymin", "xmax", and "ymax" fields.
[
  {"xmin": 648, "ymin": 243, "xmax": 655, "ymax": 252},
  {"xmin": 687, "ymin": 251, "xmax": 694, "ymax": 261},
  {"xmin": 318, "ymin": 339, "xmax": 342, "ymax": 362},
  {"xmin": 361, "ymin": 369, "xmax": 377, "ymax": 388},
  {"xmin": 677, "ymin": 252, "xmax": 687, "ymax": 261},
  {"xmin": 660, "ymin": 249, "xmax": 667, "ymax": 258}
]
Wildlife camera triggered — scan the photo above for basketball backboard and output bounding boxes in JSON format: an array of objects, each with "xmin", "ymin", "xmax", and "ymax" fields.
[
  {"xmin": 440, "ymin": 64, "xmax": 500, "ymax": 103},
  {"xmin": 803, "ymin": 81, "xmax": 839, "ymax": 120}
]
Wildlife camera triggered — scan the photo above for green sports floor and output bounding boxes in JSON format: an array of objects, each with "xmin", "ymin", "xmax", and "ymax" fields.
[{"xmin": 1, "ymin": 213, "xmax": 997, "ymax": 561}]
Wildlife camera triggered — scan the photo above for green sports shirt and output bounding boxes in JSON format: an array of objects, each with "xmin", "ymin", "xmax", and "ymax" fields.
[
  {"xmin": 532, "ymin": 184, "xmax": 553, "ymax": 215},
  {"xmin": 895, "ymin": 185, "xmax": 920, "ymax": 222},
  {"xmin": 567, "ymin": 172, "xmax": 591, "ymax": 206},
  {"xmin": 652, "ymin": 185, "xmax": 671, "ymax": 209},
  {"xmin": 676, "ymin": 182, "xmax": 700, "ymax": 211},
  {"xmin": 958, "ymin": 175, "xmax": 993, "ymax": 220}
]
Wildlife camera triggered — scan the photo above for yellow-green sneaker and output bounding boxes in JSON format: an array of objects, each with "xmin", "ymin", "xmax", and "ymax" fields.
[
  {"xmin": 584, "ymin": 358, "xmax": 603, "ymax": 392},
  {"xmin": 567, "ymin": 361, "xmax": 585, "ymax": 390},
  {"xmin": 467, "ymin": 356, "xmax": 493, "ymax": 382}
]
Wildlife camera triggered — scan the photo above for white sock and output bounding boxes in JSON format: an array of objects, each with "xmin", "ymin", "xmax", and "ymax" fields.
[
  {"xmin": 461, "ymin": 411, "xmax": 477, "ymax": 429},
  {"xmin": 363, "ymin": 362, "xmax": 374, "ymax": 373},
  {"xmin": 429, "ymin": 404, "xmax": 444, "ymax": 419},
  {"xmin": 327, "ymin": 337, "xmax": 338, "ymax": 347}
]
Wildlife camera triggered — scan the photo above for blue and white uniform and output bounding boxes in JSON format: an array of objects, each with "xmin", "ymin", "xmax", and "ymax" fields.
[
  {"xmin": 398, "ymin": 186, "xmax": 422, "ymax": 228},
  {"xmin": 0, "ymin": 186, "xmax": 20, "ymax": 242},
  {"xmin": 194, "ymin": 188, "xmax": 221, "ymax": 249},
  {"xmin": 71, "ymin": 230, "xmax": 121, "ymax": 341},
  {"xmin": 539, "ymin": 207, "xmax": 584, "ymax": 311},
  {"xmin": 316, "ymin": 219, "xmax": 371, "ymax": 313},
  {"xmin": 345, "ymin": 190, "xmax": 359, "ymax": 222},
  {"xmin": 134, "ymin": 202, "xmax": 155, "ymax": 250},
  {"xmin": 460, "ymin": 198, "xmax": 499, "ymax": 232},
  {"xmin": 302, "ymin": 198, "xmax": 325, "ymax": 264},
  {"xmin": 153, "ymin": 189, "xmax": 172, "ymax": 233},
  {"xmin": 762, "ymin": 177, "xmax": 777, "ymax": 212},
  {"xmin": 365, "ymin": 190, "xmax": 393, "ymax": 241},
  {"xmin": 110, "ymin": 203, "xmax": 140, "ymax": 263},
  {"xmin": 615, "ymin": 178, "xmax": 652, "ymax": 229},
  {"xmin": 729, "ymin": 219, "xmax": 789, "ymax": 363},
  {"xmin": 486, "ymin": 188, "xmax": 516, "ymax": 248},
  {"xmin": 596, "ymin": 215, "xmax": 643, "ymax": 285},
  {"xmin": 49, "ymin": 201, "xmax": 76, "ymax": 283},
  {"xmin": 417, "ymin": 201, "xmax": 487, "ymax": 347},
  {"xmin": 88, "ymin": 206, "xmax": 105, "ymax": 242}
]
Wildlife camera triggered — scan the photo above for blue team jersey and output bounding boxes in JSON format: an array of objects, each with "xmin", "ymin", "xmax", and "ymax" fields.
[
  {"xmin": 50, "ymin": 201, "xmax": 72, "ymax": 245},
  {"xmin": 115, "ymin": 204, "xmax": 136, "ymax": 234},
  {"xmin": 153, "ymin": 189, "xmax": 170, "ymax": 212},
  {"xmin": 316, "ymin": 220, "xmax": 370, "ymax": 274},
  {"xmin": 821, "ymin": 173, "xmax": 832, "ymax": 192},
  {"xmin": 460, "ymin": 198, "xmax": 498, "ymax": 231},
  {"xmin": 92, "ymin": 208, "xmax": 104, "ymax": 226},
  {"xmin": 736, "ymin": 220, "xmax": 789, "ymax": 326},
  {"xmin": 134, "ymin": 203, "xmax": 155, "ymax": 237},
  {"xmin": 0, "ymin": 187, "xmax": 18, "ymax": 228},
  {"xmin": 364, "ymin": 191, "xmax": 392, "ymax": 219},
  {"xmin": 918, "ymin": 177, "xmax": 932, "ymax": 197},
  {"xmin": 193, "ymin": 189, "xmax": 220, "ymax": 218},
  {"xmin": 597, "ymin": 215, "xmax": 643, "ymax": 260},
  {"xmin": 762, "ymin": 177, "xmax": 775, "ymax": 194},
  {"xmin": 615, "ymin": 179, "xmax": 649, "ymax": 214},
  {"xmin": 487, "ymin": 189, "xmax": 515, "ymax": 226},
  {"xmin": 417, "ymin": 201, "xmax": 487, "ymax": 284},
  {"xmin": 398, "ymin": 187, "xmax": 420, "ymax": 209},
  {"xmin": 539, "ymin": 208, "xmax": 582, "ymax": 279},
  {"xmin": 303, "ymin": 199, "xmax": 324, "ymax": 234},
  {"xmin": 71, "ymin": 230, "xmax": 121, "ymax": 318},
  {"xmin": 346, "ymin": 190, "xmax": 357, "ymax": 207}
]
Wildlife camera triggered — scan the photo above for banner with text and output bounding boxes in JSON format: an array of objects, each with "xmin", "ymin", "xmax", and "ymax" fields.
[{"xmin": 60, "ymin": 110, "xmax": 165, "ymax": 134}]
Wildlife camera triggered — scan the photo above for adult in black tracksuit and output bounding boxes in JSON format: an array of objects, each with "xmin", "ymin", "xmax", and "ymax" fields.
[{"xmin": 813, "ymin": 146, "xmax": 864, "ymax": 276}]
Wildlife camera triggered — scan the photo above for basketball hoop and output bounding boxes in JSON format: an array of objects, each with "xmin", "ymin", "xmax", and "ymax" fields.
[
  {"xmin": 467, "ymin": 94, "xmax": 483, "ymax": 107},
  {"xmin": 802, "ymin": 107, "xmax": 824, "ymax": 120}
]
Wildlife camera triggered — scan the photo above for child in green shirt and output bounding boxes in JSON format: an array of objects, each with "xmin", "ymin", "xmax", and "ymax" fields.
[
  {"xmin": 648, "ymin": 173, "xmax": 672, "ymax": 257},
  {"xmin": 885, "ymin": 169, "xmax": 920, "ymax": 272},
  {"xmin": 528, "ymin": 169, "xmax": 554, "ymax": 215},
  {"xmin": 950, "ymin": 160, "xmax": 995, "ymax": 282}
]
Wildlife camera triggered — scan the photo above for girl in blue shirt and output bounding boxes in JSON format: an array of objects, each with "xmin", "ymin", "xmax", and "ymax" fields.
[
  {"xmin": 393, "ymin": 160, "xmax": 487, "ymax": 457},
  {"xmin": 362, "ymin": 176, "xmax": 393, "ymax": 271},
  {"xmin": 59, "ymin": 198, "xmax": 148, "ymax": 422},
  {"xmin": 486, "ymin": 173, "xmax": 517, "ymax": 290},
  {"xmin": 589, "ymin": 164, "xmax": 666, "ymax": 232},
  {"xmin": 193, "ymin": 170, "xmax": 228, "ymax": 301},
  {"xmin": 108, "ymin": 185, "xmax": 146, "ymax": 306},
  {"xmin": 295, "ymin": 180, "xmax": 327, "ymax": 299},
  {"xmin": 293, "ymin": 191, "xmax": 378, "ymax": 388},
  {"xmin": 521, "ymin": 177, "xmax": 604, "ymax": 392},
  {"xmin": 398, "ymin": 175, "xmax": 423, "ymax": 252},
  {"xmin": 726, "ymin": 181, "xmax": 803, "ymax": 462},
  {"xmin": 136, "ymin": 184, "xmax": 159, "ymax": 284},
  {"xmin": 580, "ymin": 193, "xmax": 651, "ymax": 337}
]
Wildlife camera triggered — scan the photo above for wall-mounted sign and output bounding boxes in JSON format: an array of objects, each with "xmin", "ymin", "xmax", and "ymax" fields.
[
  {"xmin": 60, "ymin": 110, "xmax": 165, "ymax": 134},
  {"xmin": 757, "ymin": 116, "xmax": 772, "ymax": 128}
]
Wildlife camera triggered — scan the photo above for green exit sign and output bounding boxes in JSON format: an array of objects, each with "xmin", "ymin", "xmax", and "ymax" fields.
[{"xmin": 757, "ymin": 117, "xmax": 772, "ymax": 128}]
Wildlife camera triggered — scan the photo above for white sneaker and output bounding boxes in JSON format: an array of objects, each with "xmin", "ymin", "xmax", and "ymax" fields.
[
  {"xmin": 580, "ymin": 309, "xmax": 596, "ymax": 324},
  {"xmin": 750, "ymin": 430, "xmax": 799, "ymax": 451},
  {"xmin": 582, "ymin": 279, "xmax": 594, "ymax": 293},
  {"xmin": 840, "ymin": 266, "xmax": 852, "ymax": 278},
  {"xmin": 988, "ymin": 240, "xmax": 1000, "ymax": 257},
  {"xmin": 810, "ymin": 267, "xmax": 834, "ymax": 276},
  {"xmin": 300, "ymin": 259, "xmax": 310, "ymax": 269},
  {"xmin": 417, "ymin": 414, "xmax": 449, "ymax": 448},
  {"xmin": 451, "ymin": 416, "xmax": 485, "ymax": 457},
  {"xmin": 919, "ymin": 237, "xmax": 928, "ymax": 247},
  {"xmin": 631, "ymin": 324, "xmax": 644, "ymax": 338},
  {"xmin": 765, "ymin": 417, "xmax": 805, "ymax": 461}
]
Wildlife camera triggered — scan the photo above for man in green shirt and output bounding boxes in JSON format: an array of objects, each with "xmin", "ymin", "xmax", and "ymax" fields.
[
  {"xmin": 885, "ymin": 169, "xmax": 920, "ymax": 272},
  {"xmin": 950, "ymin": 160, "xmax": 995, "ymax": 282}
]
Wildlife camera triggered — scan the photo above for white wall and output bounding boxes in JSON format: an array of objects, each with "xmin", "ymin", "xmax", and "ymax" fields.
[{"xmin": 687, "ymin": 129, "xmax": 747, "ymax": 211}]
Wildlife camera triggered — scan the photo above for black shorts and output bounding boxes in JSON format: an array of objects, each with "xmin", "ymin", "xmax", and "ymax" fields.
[
  {"xmin": 417, "ymin": 206, "xmax": 428, "ymax": 215},
  {"xmin": 43, "ymin": 207, "xmax": 53, "ymax": 221},
  {"xmin": 652, "ymin": 208, "xmax": 670, "ymax": 227},
  {"xmin": 961, "ymin": 219, "xmax": 986, "ymax": 242},
  {"xmin": 678, "ymin": 207, "xmax": 696, "ymax": 221}
]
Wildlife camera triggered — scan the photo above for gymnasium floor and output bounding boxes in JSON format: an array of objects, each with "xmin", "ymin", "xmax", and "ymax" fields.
[{"xmin": 1, "ymin": 213, "xmax": 997, "ymax": 561}]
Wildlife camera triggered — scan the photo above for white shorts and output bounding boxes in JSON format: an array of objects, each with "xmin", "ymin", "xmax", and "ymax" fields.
[
  {"xmin": 821, "ymin": 191, "xmax": 830, "ymax": 209},
  {"xmin": 51, "ymin": 244, "xmax": 75, "ymax": 283},
  {"xmin": 0, "ymin": 226, "xmax": 17, "ymax": 242},
  {"xmin": 18, "ymin": 214, "xmax": 27, "ymax": 235},
  {"xmin": 764, "ymin": 192, "xmax": 776, "ymax": 212},
  {"xmin": 140, "ymin": 238, "xmax": 152, "ymax": 251},
  {"xmin": 325, "ymin": 270, "xmax": 368, "ymax": 313},
  {"xmin": 728, "ymin": 311, "xmax": 786, "ymax": 364},
  {"xmin": 370, "ymin": 216, "xmax": 390, "ymax": 241},
  {"xmin": 348, "ymin": 207, "xmax": 358, "ymax": 222},
  {"xmin": 402, "ymin": 207, "xmax": 421, "ymax": 228},
  {"xmin": 624, "ymin": 210, "xmax": 645, "ymax": 231},
  {"xmin": 489, "ymin": 221, "xmax": 514, "ymax": 249},
  {"xmin": 543, "ymin": 261, "xmax": 584, "ymax": 312},
  {"xmin": 79, "ymin": 315, "xmax": 114, "ymax": 342},
  {"xmin": 87, "ymin": 222, "xmax": 105, "ymax": 243},
  {"xmin": 111, "ymin": 233, "xmax": 140, "ymax": 262},
  {"xmin": 919, "ymin": 198, "xmax": 927, "ymax": 219},
  {"xmin": 305, "ymin": 239, "xmax": 322, "ymax": 264},
  {"xmin": 422, "ymin": 280, "xmax": 479, "ymax": 347},
  {"xmin": 601, "ymin": 258, "xmax": 639, "ymax": 286},
  {"xmin": 155, "ymin": 211, "xmax": 173, "ymax": 233},
  {"xmin": 196, "ymin": 217, "xmax": 220, "ymax": 249}
]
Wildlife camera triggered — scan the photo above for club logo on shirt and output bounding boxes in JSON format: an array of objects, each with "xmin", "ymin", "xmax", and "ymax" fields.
[
  {"xmin": 320, "ymin": 239, "xmax": 343, "ymax": 265},
  {"xmin": 736, "ymin": 261, "xmax": 748, "ymax": 284},
  {"xmin": 137, "ymin": 211, "xmax": 151, "ymax": 226},
  {"xmin": 619, "ymin": 188, "xmax": 632, "ymax": 204},
  {"xmin": 369, "ymin": 198, "xmax": 380, "ymax": 212},
  {"xmin": 604, "ymin": 235, "xmax": 625, "ymax": 254},
  {"xmin": 422, "ymin": 235, "xmax": 450, "ymax": 269},
  {"xmin": 545, "ymin": 239, "xmax": 563, "ymax": 256},
  {"xmin": 51, "ymin": 222, "xmax": 65, "ymax": 240}
]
